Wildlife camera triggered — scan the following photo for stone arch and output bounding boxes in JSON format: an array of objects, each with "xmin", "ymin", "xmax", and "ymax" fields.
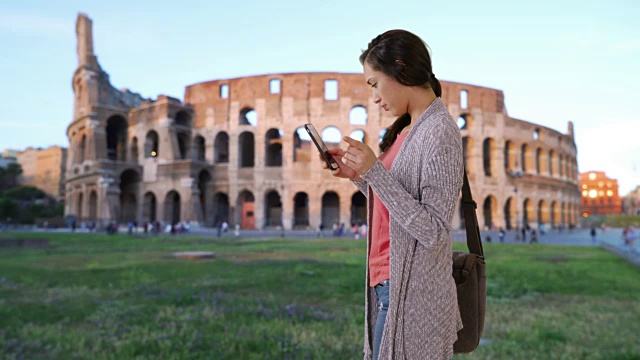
[
  {"xmin": 483, "ymin": 138, "xmax": 496, "ymax": 177},
  {"xmin": 175, "ymin": 111, "xmax": 191, "ymax": 127},
  {"xmin": 538, "ymin": 199, "xmax": 549, "ymax": 227},
  {"xmin": 238, "ymin": 131, "xmax": 255, "ymax": 167},
  {"xmin": 293, "ymin": 192, "xmax": 309, "ymax": 228},
  {"xmin": 548, "ymin": 150, "xmax": 555, "ymax": 176},
  {"xmin": 533, "ymin": 128, "xmax": 541, "ymax": 141},
  {"xmin": 194, "ymin": 135, "xmax": 206, "ymax": 161},
  {"xmin": 350, "ymin": 129, "xmax": 367, "ymax": 143},
  {"xmin": 238, "ymin": 190, "xmax": 255, "ymax": 229},
  {"xmin": 321, "ymin": 126, "xmax": 342, "ymax": 149},
  {"xmin": 79, "ymin": 134, "xmax": 86, "ymax": 163},
  {"xmin": 521, "ymin": 144, "xmax": 533, "ymax": 173},
  {"xmin": 89, "ymin": 191, "xmax": 98, "ymax": 222},
  {"xmin": 198, "ymin": 170, "xmax": 211, "ymax": 225},
  {"xmin": 321, "ymin": 191, "xmax": 340, "ymax": 228},
  {"xmin": 176, "ymin": 132, "xmax": 190, "ymax": 160},
  {"xmin": 569, "ymin": 203, "xmax": 577, "ymax": 226},
  {"xmin": 504, "ymin": 140, "xmax": 516, "ymax": 173},
  {"xmin": 120, "ymin": 169, "xmax": 141, "ymax": 224},
  {"xmin": 551, "ymin": 200, "xmax": 559, "ymax": 228},
  {"xmin": 106, "ymin": 115, "xmax": 128, "ymax": 161},
  {"xmin": 504, "ymin": 197, "xmax": 515, "ymax": 230},
  {"xmin": 130, "ymin": 136, "xmax": 139, "ymax": 163},
  {"xmin": 143, "ymin": 192, "xmax": 157, "ymax": 223},
  {"xmin": 264, "ymin": 190, "xmax": 282, "ymax": 227},
  {"xmin": 351, "ymin": 192, "xmax": 367, "ymax": 225},
  {"xmin": 483, "ymin": 195, "xmax": 497, "ymax": 229},
  {"xmin": 458, "ymin": 113, "xmax": 472, "ymax": 130},
  {"xmin": 536, "ymin": 148, "xmax": 548, "ymax": 175},
  {"xmin": 145, "ymin": 130, "xmax": 159, "ymax": 158},
  {"xmin": 214, "ymin": 132, "xmax": 229, "ymax": 163},
  {"xmin": 239, "ymin": 107, "xmax": 257, "ymax": 126},
  {"xmin": 378, "ymin": 129, "xmax": 387, "ymax": 144},
  {"xmin": 349, "ymin": 105, "xmax": 368, "ymax": 125},
  {"xmin": 523, "ymin": 198, "xmax": 534, "ymax": 227},
  {"xmin": 164, "ymin": 190, "xmax": 181, "ymax": 225},
  {"xmin": 212, "ymin": 192, "xmax": 229, "ymax": 225},
  {"xmin": 265, "ymin": 128, "xmax": 283, "ymax": 167},
  {"xmin": 462, "ymin": 136, "xmax": 475, "ymax": 173},
  {"xmin": 120, "ymin": 194, "xmax": 137, "ymax": 224},
  {"xmin": 293, "ymin": 127, "xmax": 311, "ymax": 163},
  {"xmin": 77, "ymin": 192, "xmax": 84, "ymax": 219}
]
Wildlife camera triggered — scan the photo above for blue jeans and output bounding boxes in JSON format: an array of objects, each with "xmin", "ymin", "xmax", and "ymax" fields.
[{"xmin": 373, "ymin": 280, "xmax": 390, "ymax": 360}]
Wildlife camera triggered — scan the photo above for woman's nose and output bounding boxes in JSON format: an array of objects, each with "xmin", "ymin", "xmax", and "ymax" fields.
[{"xmin": 372, "ymin": 90, "xmax": 381, "ymax": 104}]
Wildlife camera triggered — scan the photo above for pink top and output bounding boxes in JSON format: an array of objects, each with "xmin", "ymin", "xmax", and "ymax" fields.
[{"xmin": 369, "ymin": 131, "xmax": 409, "ymax": 286}]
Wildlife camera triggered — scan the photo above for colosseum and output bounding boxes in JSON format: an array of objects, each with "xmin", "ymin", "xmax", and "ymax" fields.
[{"xmin": 65, "ymin": 14, "xmax": 582, "ymax": 231}]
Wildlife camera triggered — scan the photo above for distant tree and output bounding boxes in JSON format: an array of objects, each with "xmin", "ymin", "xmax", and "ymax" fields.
[
  {"xmin": 4, "ymin": 186, "xmax": 47, "ymax": 201},
  {"xmin": 0, "ymin": 184, "xmax": 62, "ymax": 224},
  {"xmin": 0, "ymin": 163, "xmax": 22, "ymax": 193},
  {"xmin": 0, "ymin": 197, "xmax": 18, "ymax": 220}
]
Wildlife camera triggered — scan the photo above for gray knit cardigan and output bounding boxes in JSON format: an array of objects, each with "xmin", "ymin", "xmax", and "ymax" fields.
[{"xmin": 353, "ymin": 98, "xmax": 464, "ymax": 359}]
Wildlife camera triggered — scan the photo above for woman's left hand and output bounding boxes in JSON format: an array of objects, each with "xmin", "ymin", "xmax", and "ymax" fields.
[{"xmin": 341, "ymin": 136, "xmax": 378, "ymax": 175}]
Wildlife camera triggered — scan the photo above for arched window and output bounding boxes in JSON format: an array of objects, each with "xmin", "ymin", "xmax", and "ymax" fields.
[
  {"xmin": 145, "ymin": 131, "xmax": 159, "ymax": 158},
  {"xmin": 176, "ymin": 133, "xmax": 190, "ymax": 160},
  {"xmin": 79, "ymin": 135, "xmax": 86, "ymax": 163},
  {"xmin": 194, "ymin": 136, "xmax": 205, "ymax": 161},
  {"xmin": 239, "ymin": 108, "xmax": 257, "ymax": 126},
  {"xmin": 483, "ymin": 138, "xmax": 494, "ymax": 177},
  {"xmin": 321, "ymin": 126, "xmax": 341, "ymax": 148},
  {"xmin": 214, "ymin": 132, "xmax": 229, "ymax": 163},
  {"xmin": 106, "ymin": 115, "xmax": 128, "ymax": 161},
  {"xmin": 349, "ymin": 129, "xmax": 366, "ymax": 143},
  {"xmin": 293, "ymin": 192, "xmax": 309, "ymax": 227},
  {"xmin": 175, "ymin": 111, "xmax": 191, "ymax": 127},
  {"xmin": 265, "ymin": 129, "xmax": 283, "ymax": 167},
  {"xmin": 238, "ymin": 132, "xmax": 255, "ymax": 167},
  {"xmin": 264, "ymin": 190, "xmax": 282, "ymax": 227},
  {"xmin": 293, "ymin": 127, "xmax": 311, "ymax": 163},
  {"xmin": 130, "ymin": 137, "xmax": 139, "ymax": 162},
  {"xmin": 349, "ymin": 106, "xmax": 367, "ymax": 125}
]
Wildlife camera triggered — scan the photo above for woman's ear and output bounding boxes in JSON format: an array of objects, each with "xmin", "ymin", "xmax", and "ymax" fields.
[{"xmin": 394, "ymin": 59, "xmax": 406, "ymax": 67}]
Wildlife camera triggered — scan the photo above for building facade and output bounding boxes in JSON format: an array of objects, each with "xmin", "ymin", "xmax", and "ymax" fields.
[
  {"xmin": 65, "ymin": 14, "xmax": 581, "ymax": 230},
  {"xmin": 622, "ymin": 186, "xmax": 640, "ymax": 215},
  {"xmin": 0, "ymin": 157, "xmax": 17, "ymax": 169},
  {"xmin": 579, "ymin": 171, "xmax": 623, "ymax": 216},
  {"xmin": 2, "ymin": 149, "xmax": 19, "ymax": 159},
  {"xmin": 17, "ymin": 146, "xmax": 67, "ymax": 200}
]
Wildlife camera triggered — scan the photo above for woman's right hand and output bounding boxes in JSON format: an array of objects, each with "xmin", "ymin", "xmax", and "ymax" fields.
[{"xmin": 319, "ymin": 148, "xmax": 362, "ymax": 181}]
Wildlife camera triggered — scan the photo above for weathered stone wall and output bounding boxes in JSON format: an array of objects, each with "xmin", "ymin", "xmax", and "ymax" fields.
[{"xmin": 64, "ymin": 13, "xmax": 581, "ymax": 231}]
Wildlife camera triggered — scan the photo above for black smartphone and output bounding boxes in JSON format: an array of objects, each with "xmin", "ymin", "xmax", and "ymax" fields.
[{"xmin": 304, "ymin": 124, "xmax": 339, "ymax": 170}]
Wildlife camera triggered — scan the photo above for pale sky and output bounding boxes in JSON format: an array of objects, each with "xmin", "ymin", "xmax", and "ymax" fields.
[{"xmin": 1, "ymin": 0, "xmax": 638, "ymax": 193}]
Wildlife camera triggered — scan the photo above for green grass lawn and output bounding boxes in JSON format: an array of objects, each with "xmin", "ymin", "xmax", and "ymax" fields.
[{"xmin": 1, "ymin": 232, "xmax": 639, "ymax": 359}]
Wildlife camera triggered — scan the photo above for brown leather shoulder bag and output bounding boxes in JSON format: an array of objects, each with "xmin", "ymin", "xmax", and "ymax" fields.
[{"xmin": 452, "ymin": 168, "xmax": 487, "ymax": 354}]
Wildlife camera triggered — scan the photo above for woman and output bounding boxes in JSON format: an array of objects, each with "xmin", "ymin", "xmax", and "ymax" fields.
[{"xmin": 321, "ymin": 30, "xmax": 464, "ymax": 359}]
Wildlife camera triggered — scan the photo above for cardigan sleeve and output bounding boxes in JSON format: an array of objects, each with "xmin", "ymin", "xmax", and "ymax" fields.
[
  {"xmin": 350, "ymin": 178, "xmax": 369, "ymax": 197},
  {"xmin": 361, "ymin": 145, "xmax": 462, "ymax": 248}
]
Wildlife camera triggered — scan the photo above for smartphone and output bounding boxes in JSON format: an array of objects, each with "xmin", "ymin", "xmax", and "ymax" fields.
[{"xmin": 304, "ymin": 124, "xmax": 339, "ymax": 170}]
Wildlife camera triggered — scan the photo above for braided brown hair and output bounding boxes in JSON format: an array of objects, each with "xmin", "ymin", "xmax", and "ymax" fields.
[{"xmin": 360, "ymin": 30, "xmax": 441, "ymax": 152}]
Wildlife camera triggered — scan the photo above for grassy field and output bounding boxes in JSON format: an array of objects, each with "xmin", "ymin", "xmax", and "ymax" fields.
[{"xmin": 1, "ymin": 232, "xmax": 639, "ymax": 359}]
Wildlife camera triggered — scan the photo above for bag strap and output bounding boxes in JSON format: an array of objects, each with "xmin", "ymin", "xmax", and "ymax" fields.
[{"xmin": 461, "ymin": 168, "xmax": 484, "ymax": 258}]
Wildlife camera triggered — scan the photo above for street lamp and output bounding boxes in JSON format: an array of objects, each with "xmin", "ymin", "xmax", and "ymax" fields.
[{"xmin": 510, "ymin": 163, "xmax": 523, "ymax": 233}]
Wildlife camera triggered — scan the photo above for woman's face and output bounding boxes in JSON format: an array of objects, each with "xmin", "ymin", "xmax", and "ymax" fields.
[{"xmin": 363, "ymin": 61, "xmax": 409, "ymax": 117}]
